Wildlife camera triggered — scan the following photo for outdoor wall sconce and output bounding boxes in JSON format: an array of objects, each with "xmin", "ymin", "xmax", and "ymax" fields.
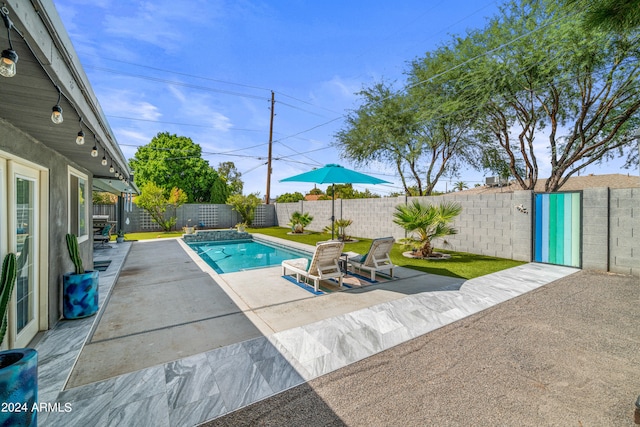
[
  {"xmin": 515, "ymin": 204, "xmax": 528, "ymax": 214},
  {"xmin": 0, "ymin": 6, "xmax": 17, "ymax": 78}
]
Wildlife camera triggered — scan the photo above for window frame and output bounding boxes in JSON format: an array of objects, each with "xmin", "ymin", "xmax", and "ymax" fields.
[{"xmin": 68, "ymin": 166, "xmax": 89, "ymax": 243}]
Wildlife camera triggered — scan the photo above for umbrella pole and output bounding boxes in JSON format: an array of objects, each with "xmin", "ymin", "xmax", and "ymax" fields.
[{"xmin": 331, "ymin": 183, "xmax": 335, "ymax": 240}]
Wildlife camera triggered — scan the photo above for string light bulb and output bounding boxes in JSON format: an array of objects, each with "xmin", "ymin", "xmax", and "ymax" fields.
[
  {"xmin": 51, "ymin": 104, "xmax": 63, "ymax": 124},
  {"xmin": 0, "ymin": 8, "xmax": 18, "ymax": 78},
  {"xmin": 76, "ymin": 130, "xmax": 85, "ymax": 145},
  {"xmin": 101, "ymin": 155, "xmax": 108, "ymax": 166},
  {"xmin": 91, "ymin": 145, "xmax": 98, "ymax": 157},
  {"xmin": 109, "ymin": 164, "xmax": 115, "ymax": 173},
  {"xmin": 51, "ymin": 87, "xmax": 63, "ymax": 124}
]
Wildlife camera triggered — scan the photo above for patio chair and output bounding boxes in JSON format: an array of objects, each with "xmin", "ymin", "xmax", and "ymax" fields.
[
  {"xmin": 93, "ymin": 224, "xmax": 112, "ymax": 248},
  {"xmin": 347, "ymin": 237, "xmax": 396, "ymax": 281},
  {"xmin": 282, "ymin": 241, "xmax": 345, "ymax": 292}
]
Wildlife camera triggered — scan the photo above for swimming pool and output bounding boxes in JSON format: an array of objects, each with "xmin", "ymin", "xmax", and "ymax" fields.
[{"xmin": 188, "ymin": 239, "xmax": 311, "ymax": 274}]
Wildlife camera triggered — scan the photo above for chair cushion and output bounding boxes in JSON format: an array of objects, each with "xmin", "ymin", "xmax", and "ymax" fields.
[{"xmin": 101, "ymin": 224, "xmax": 111, "ymax": 236}]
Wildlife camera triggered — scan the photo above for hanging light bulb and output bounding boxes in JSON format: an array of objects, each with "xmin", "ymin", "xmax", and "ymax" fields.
[
  {"xmin": 101, "ymin": 156, "xmax": 108, "ymax": 166},
  {"xmin": 76, "ymin": 130, "xmax": 85, "ymax": 145},
  {"xmin": 51, "ymin": 87, "xmax": 63, "ymax": 124},
  {"xmin": 0, "ymin": 49, "xmax": 17, "ymax": 77},
  {"xmin": 51, "ymin": 104, "xmax": 63, "ymax": 124},
  {"xmin": 109, "ymin": 164, "xmax": 115, "ymax": 173},
  {"xmin": 91, "ymin": 145, "xmax": 98, "ymax": 157},
  {"xmin": 0, "ymin": 9, "xmax": 18, "ymax": 78}
]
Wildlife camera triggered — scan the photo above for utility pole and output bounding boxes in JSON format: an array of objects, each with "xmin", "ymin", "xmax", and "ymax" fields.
[{"xmin": 265, "ymin": 90, "xmax": 275, "ymax": 204}]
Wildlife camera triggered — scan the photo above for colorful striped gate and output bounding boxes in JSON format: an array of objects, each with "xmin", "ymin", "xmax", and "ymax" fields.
[{"xmin": 533, "ymin": 192, "xmax": 582, "ymax": 268}]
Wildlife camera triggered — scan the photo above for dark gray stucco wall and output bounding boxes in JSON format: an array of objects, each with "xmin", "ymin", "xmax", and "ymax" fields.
[{"xmin": 1, "ymin": 118, "xmax": 93, "ymax": 328}]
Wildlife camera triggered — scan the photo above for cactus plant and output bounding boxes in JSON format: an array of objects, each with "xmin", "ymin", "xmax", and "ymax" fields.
[
  {"xmin": 0, "ymin": 253, "xmax": 17, "ymax": 346},
  {"xmin": 65, "ymin": 233, "xmax": 84, "ymax": 274}
]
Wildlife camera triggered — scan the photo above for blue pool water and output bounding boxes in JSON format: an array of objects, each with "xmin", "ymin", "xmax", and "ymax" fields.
[{"xmin": 188, "ymin": 239, "xmax": 311, "ymax": 274}]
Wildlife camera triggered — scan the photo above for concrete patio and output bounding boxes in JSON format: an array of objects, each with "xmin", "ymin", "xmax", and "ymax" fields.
[{"xmin": 33, "ymin": 236, "xmax": 584, "ymax": 426}]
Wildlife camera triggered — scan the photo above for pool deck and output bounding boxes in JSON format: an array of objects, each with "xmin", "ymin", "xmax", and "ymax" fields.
[{"xmin": 34, "ymin": 235, "xmax": 580, "ymax": 426}]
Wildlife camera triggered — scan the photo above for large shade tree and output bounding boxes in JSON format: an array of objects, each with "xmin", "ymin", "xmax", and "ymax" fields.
[
  {"xmin": 459, "ymin": 0, "xmax": 640, "ymax": 191},
  {"xmin": 130, "ymin": 132, "xmax": 230, "ymax": 203},
  {"xmin": 335, "ymin": 47, "xmax": 480, "ymax": 196}
]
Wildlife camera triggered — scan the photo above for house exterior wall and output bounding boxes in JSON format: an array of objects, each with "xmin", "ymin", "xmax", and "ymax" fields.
[{"xmin": 1, "ymin": 118, "xmax": 93, "ymax": 328}]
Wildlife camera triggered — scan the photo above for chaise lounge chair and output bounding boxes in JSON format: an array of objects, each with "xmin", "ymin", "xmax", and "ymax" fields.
[
  {"xmin": 348, "ymin": 236, "xmax": 396, "ymax": 281},
  {"xmin": 281, "ymin": 241, "xmax": 345, "ymax": 292},
  {"xmin": 93, "ymin": 224, "xmax": 112, "ymax": 248}
]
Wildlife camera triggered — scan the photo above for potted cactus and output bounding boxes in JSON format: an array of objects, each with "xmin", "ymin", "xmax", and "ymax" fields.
[
  {"xmin": 0, "ymin": 253, "xmax": 38, "ymax": 426},
  {"xmin": 62, "ymin": 234, "xmax": 99, "ymax": 319}
]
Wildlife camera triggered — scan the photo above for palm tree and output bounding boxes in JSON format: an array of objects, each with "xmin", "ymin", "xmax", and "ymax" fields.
[
  {"xmin": 288, "ymin": 211, "xmax": 314, "ymax": 233},
  {"xmin": 453, "ymin": 181, "xmax": 468, "ymax": 192},
  {"xmin": 324, "ymin": 218, "xmax": 353, "ymax": 241},
  {"xmin": 393, "ymin": 200, "xmax": 462, "ymax": 257}
]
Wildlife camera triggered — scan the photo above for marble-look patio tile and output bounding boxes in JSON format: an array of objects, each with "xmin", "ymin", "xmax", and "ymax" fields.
[
  {"xmin": 208, "ymin": 349, "xmax": 274, "ymax": 411},
  {"xmin": 111, "ymin": 365, "xmax": 167, "ymax": 409},
  {"xmin": 272, "ymin": 328, "xmax": 331, "ymax": 365},
  {"xmin": 345, "ymin": 306, "xmax": 405, "ymax": 336},
  {"xmin": 107, "ymin": 392, "xmax": 170, "ymax": 427},
  {"xmin": 254, "ymin": 353, "xmax": 304, "ymax": 393},
  {"xmin": 44, "ymin": 387, "xmax": 113, "ymax": 427},
  {"xmin": 204, "ymin": 341, "xmax": 246, "ymax": 364},
  {"xmin": 36, "ymin": 320, "xmax": 92, "ymax": 356},
  {"xmin": 37, "ymin": 350, "xmax": 79, "ymax": 400},
  {"xmin": 243, "ymin": 336, "xmax": 281, "ymax": 362},
  {"xmin": 164, "ymin": 353, "xmax": 219, "ymax": 409},
  {"xmin": 301, "ymin": 317, "xmax": 359, "ymax": 357},
  {"xmin": 57, "ymin": 376, "xmax": 116, "ymax": 402},
  {"xmin": 169, "ymin": 393, "xmax": 227, "ymax": 427},
  {"xmin": 265, "ymin": 336, "xmax": 313, "ymax": 381},
  {"xmin": 300, "ymin": 351, "xmax": 351, "ymax": 378}
]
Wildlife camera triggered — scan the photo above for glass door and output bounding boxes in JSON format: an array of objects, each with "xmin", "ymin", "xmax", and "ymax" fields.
[{"xmin": 11, "ymin": 163, "xmax": 39, "ymax": 347}]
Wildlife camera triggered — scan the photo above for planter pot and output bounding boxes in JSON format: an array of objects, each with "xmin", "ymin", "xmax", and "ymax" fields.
[
  {"xmin": 63, "ymin": 270, "xmax": 99, "ymax": 319},
  {"xmin": 116, "ymin": 237, "xmax": 124, "ymax": 243},
  {"xmin": 0, "ymin": 348, "xmax": 38, "ymax": 426}
]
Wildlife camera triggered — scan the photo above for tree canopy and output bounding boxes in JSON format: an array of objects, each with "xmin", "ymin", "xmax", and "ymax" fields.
[
  {"xmin": 129, "ymin": 132, "xmax": 230, "ymax": 203},
  {"xmin": 334, "ymin": 0, "xmax": 640, "ymax": 193}
]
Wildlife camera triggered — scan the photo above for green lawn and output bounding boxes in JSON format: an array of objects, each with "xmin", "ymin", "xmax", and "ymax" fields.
[
  {"xmin": 247, "ymin": 226, "xmax": 525, "ymax": 280},
  {"xmin": 113, "ymin": 230, "xmax": 183, "ymax": 241},
  {"xmin": 119, "ymin": 226, "xmax": 525, "ymax": 280}
]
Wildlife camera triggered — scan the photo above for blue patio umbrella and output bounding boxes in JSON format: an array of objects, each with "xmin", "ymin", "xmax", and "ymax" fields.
[{"xmin": 280, "ymin": 164, "xmax": 390, "ymax": 239}]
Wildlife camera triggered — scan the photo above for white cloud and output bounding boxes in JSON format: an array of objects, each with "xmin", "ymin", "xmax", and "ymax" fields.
[{"xmin": 167, "ymin": 86, "xmax": 232, "ymax": 131}]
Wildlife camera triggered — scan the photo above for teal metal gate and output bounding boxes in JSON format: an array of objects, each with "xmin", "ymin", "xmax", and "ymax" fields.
[{"xmin": 533, "ymin": 192, "xmax": 582, "ymax": 268}]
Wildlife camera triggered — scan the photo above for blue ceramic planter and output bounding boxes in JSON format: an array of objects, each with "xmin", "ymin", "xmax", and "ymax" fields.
[
  {"xmin": 63, "ymin": 270, "xmax": 99, "ymax": 319},
  {"xmin": 0, "ymin": 348, "xmax": 38, "ymax": 426}
]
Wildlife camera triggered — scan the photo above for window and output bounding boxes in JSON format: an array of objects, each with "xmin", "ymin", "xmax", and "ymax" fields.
[{"xmin": 68, "ymin": 167, "xmax": 88, "ymax": 239}]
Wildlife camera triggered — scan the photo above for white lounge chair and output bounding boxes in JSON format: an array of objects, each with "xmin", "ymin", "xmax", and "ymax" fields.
[
  {"xmin": 282, "ymin": 241, "xmax": 345, "ymax": 292},
  {"xmin": 348, "ymin": 237, "xmax": 396, "ymax": 281}
]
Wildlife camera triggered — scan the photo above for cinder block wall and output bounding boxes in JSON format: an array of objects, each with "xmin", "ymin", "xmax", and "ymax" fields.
[
  {"xmin": 276, "ymin": 191, "xmax": 533, "ymax": 262},
  {"xmin": 582, "ymin": 188, "xmax": 610, "ymax": 272},
  {"xmin": 101, "ymin": 186, "xmax": 638, "ymax": 276},
  {"xmin": 275, "ymin": 188, "xmax": 638, "ymax": 276},
  {"xmin": 609, "ymin": 188, "xmax": 638, "ymax": 276}
]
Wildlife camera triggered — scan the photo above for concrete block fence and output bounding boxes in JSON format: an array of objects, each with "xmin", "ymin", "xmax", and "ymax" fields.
[{"xmin": 95, "ymin": 186, "xmax": 638, "ymax": 276}]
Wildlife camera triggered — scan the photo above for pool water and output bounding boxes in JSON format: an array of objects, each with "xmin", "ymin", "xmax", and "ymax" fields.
[{"xmin": 188, "ymin": 239, "xmax": 311, "ymax": 274}]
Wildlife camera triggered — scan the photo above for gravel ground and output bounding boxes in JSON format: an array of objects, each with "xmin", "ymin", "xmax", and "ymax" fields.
[{"xmin": 202, "ymin": 270, "xmax": 640, "ymax": 427}]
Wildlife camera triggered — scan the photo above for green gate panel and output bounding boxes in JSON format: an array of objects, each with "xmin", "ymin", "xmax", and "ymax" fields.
[{"xmin": 534, "ymin": 192, "xmax": 581, "ymax": 268}]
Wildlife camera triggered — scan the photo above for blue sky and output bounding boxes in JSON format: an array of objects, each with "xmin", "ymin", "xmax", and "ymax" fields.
[{"xmin": 53, "ymin": 0, "xmax": 628, "ymax": 197}]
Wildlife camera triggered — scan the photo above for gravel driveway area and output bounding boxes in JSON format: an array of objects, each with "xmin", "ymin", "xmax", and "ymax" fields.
[{"xmin": 204, "ymin": 270, "xmax": 640, "ymax": 427}]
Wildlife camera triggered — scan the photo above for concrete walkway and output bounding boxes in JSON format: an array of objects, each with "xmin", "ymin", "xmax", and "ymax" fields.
[{"xmin": 35, "ymin": 237, "xmax": 581, "ymax": 426}]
